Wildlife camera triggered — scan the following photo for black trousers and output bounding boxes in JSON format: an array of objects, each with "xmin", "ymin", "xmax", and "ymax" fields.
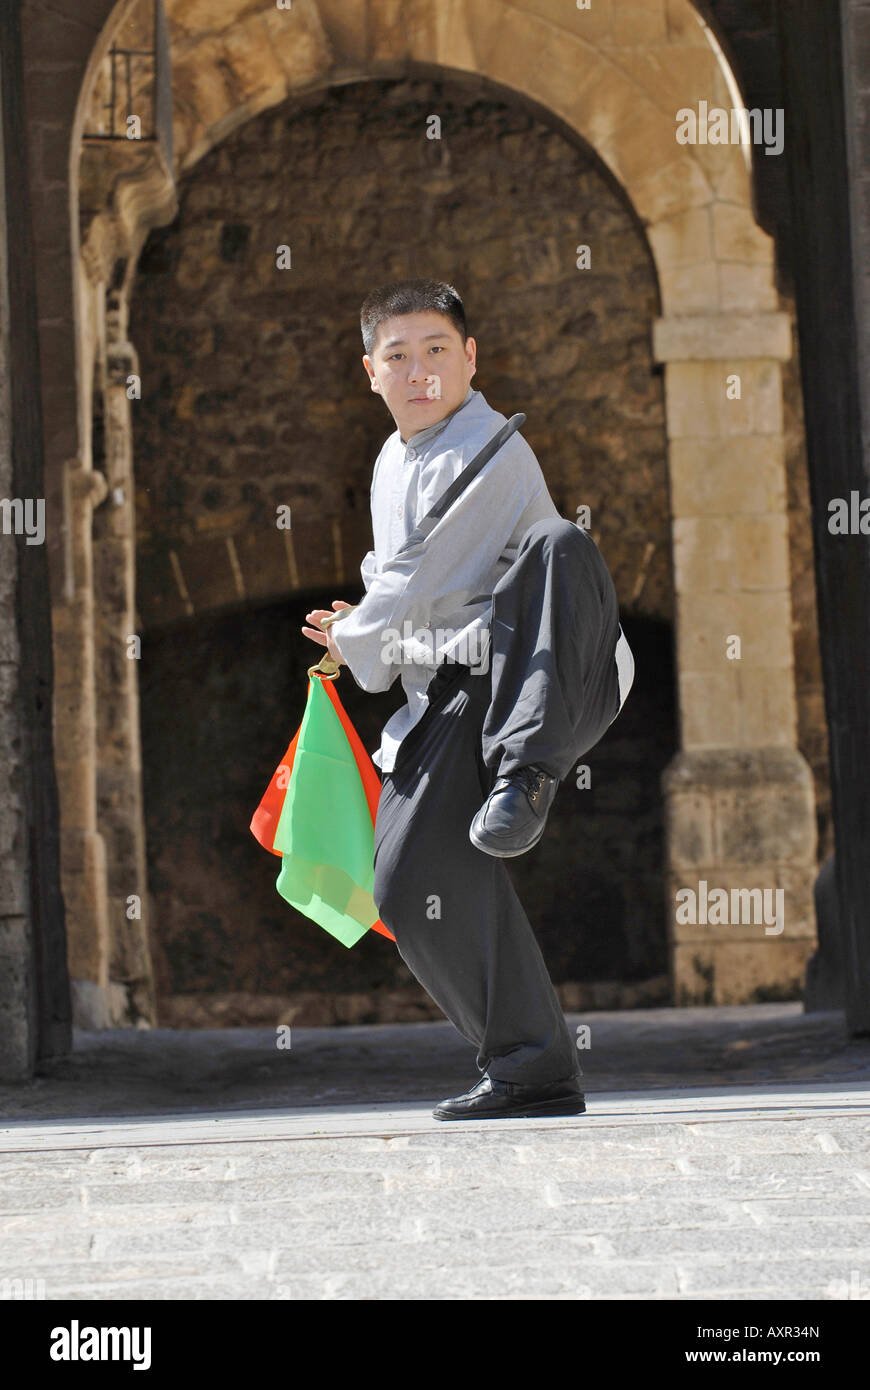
[{"xmin": 372, "ymin": 517, "xmax": 622, "ymax": 1086}]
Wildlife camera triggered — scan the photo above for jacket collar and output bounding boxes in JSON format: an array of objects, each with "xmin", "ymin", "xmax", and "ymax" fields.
[{"xmin": 403, "ymin": 385, "xmax": 477, "ymax": 450}]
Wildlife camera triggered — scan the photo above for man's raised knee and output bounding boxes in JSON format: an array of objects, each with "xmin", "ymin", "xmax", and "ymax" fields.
[{"xmin": 520, "ymin": 515, "xmax": 588, "ymax": 552}]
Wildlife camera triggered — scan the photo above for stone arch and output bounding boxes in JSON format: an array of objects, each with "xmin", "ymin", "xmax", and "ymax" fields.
[
  {"xmin": 130, "ymin": 69, "xmax": 678, "ymax": 1020},
  {"xmin": 54, "ymin": 0, "xmax": 814, "ymax": 1021}
]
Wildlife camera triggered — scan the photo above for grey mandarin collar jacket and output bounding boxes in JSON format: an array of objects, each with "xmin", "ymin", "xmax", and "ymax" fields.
[
  {"xmin": 331, "ymin": 386, "xmax": 632, "ymax": 774},
  {"xmin": 331, "ymin": 386, "xmax": 561, "ymax": 772}
]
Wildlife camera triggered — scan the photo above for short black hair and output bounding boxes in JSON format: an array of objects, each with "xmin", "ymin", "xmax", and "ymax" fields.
[{"xmin": 360, "ymin": 277, "xmax": 467, "ymax": 356}]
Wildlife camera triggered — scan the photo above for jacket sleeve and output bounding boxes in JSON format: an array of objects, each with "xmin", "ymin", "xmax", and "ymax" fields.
[
  {"xmin": 360, "ymin": 548, "xmax": 377, "ymax": 593},
  {"xmin": 330, "ymin": 434, "xmax": 542, "ymax": 692}
]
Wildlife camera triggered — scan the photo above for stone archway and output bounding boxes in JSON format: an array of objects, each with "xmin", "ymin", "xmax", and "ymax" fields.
[
  {"xmin": 128, "ymin": 70, "xmax": 678, "ymax": 1023},
  {"xmin": 53, "ymin": 0, "xmax": 815, "ymax": 1022}
]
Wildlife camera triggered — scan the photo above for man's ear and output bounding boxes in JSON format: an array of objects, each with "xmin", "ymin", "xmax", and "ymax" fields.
[{"xmin": 362, "ymin": 353, "xmax": 381, "ymax": 394}]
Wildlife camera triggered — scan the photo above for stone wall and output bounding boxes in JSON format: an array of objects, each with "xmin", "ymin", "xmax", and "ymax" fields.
[
  {"xmin": 0, "ymin": 3, "xmax": 72, "ymax": 1074},
  {"xmin": 781, "ymin": 315, "xmax": 832, "ymax": 861},
  {"xmin": 131, "ymin": 77, "xmax": 674, "ymax": 624},
  {"xmin": 0, "ymin": 59, "xmax": 33, "ymax": 1075}
]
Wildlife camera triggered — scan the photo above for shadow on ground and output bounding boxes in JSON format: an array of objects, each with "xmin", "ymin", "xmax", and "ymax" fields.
[{"xmin": 2, "ymin": 1004, "xmax": 869, "ymax": 1122}]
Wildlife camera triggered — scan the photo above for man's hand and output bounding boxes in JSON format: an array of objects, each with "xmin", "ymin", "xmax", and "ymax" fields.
[{"xmin": 302, "ymin": 600, "xmax": 353, "ymax": 666}]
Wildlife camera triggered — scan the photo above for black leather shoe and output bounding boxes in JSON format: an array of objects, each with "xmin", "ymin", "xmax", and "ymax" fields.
[
  {"xmin": 433, "ymin": 1072, "xmax": 586, "ymax": 1121},
  {"xmin": 469, "ymin": 763, "xmax": 559, "ymax": 857}
]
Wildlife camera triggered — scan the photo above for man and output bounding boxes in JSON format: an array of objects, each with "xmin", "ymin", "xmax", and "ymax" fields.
[{"xmin": 302, "ymin": 278, "xmax": 633, "ymax": 1120}]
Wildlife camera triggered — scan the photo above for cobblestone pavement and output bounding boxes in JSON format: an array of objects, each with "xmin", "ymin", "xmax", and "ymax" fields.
[{"xmin": 1, "ymin": 1005, "xmax": 869, "ymax": 1300}]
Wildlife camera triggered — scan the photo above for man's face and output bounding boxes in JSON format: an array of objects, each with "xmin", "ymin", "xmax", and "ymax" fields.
[{"xmin": 362, "ymin": 310, "xmax": 476, "ymax": 441}]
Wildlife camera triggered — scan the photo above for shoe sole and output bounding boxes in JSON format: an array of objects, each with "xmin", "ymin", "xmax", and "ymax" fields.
[
  {"xmin": 468, "ymin": 817, "xmax": 548, "ymax": 858},
  {"xmin": 432, "ymin": 1095, "xmax": 586, "ymax": 1121}
]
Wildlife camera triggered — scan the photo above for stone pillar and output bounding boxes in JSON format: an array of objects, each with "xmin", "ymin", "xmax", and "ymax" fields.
[
  {"xmin": 654, "ymin": 312, "xmax": 818, "ymax": 1003},
  {"xmin": 93, "ymin": 311, "xmax": 156, "ymax": 1025},
  {"xmin": 0, "ymin": 75, "xmax": 35, "ymax": 1077},
  {"xmin": 51, "ymin": 457, "xmax": 121, "ymax": 1026}
]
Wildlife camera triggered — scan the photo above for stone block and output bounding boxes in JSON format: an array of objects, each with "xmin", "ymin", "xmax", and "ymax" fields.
[
  {"xmin": 609, "ymin": 46, "xmax": 721, "ymax": 120},
  {"xmin": 677, "ymin": 590, "xmax": 793, "ymax": 670},
  {"xmin": 0, "ymin": 853, "xmax": 29, "ymax": 917},
  {"xmin": 0, "ymin": 917, "xmax": 32, "ymax": 964},
  {"xmin": 664, "ymin": 359, "xmax": 783, "ymax": 439},
  {"xmin": 711, "ymin": 776, "xmax": 816, "ymax": 866},
  {"xmin": 612, "ymin": 114, "xmax": 698, "ymax": 196},
  {"xmin": 664, "ymin": 746, "xmax": 810, "ymax": 794},
  {"xmin": 463, "ymin": 1, "xmax": 576, "ymax": 89},
  {"xmin": 662, "ymin": 749, "xmax": 817, "ymax": 977},
  {"xmin": 733, "ymin": 514, "xmax": 790, "ymax": 589},
  {"xmin": 667, "ymin": 437, "xmax": 787, "ymax": 517},
  {"xmin": 233, "ymin": 525, "xmax": 291, "ymax": 602},
  {"xmin": 775, "ymin": 864, "xmax": 819, "ymax": 937},
  {"xmin": 665, "ymin": 865, "xmax": 811, "ymax": 942},
  {"xmin": 513, "ymin": 0, "xmax": 667, "ymax": 47},
  {"xmin": 0, "ymin": 916, "xmax": 33, "ymax": 1080},
  {"xmin": 172, "ymin": 536, "xmax": 241, "ymax": 612},
  {"xmin": 663, "ymin": 786, "xmax": 715, "ymax": 868},
  {"xmin": 711, "ymin": 202, "xmax": 776, "ymax": 264},
  {"xmin": 465, "ymin": 16, "xmax": 621, "ymax": 159},
  {"xmin": 718, "ymin": 261, "xmax": 780, "ymax": 312},
  {"xmin": 676, "ymin": 592, "xmax": 745, "ymax": 672},
  {"xmin": 653, "ymin": 311, "xmax": 791, "ymax": 361},
  {"xmin": 169, "ymin": 0, "xmax": 263, "ymax": 36},
  {"xmin": 51, "ymin": 631, "xmax": 90, "ymax": 700},
  {"xmin": 735, "ymin": 590, "xmax": 796, "ymax": 668},
  {"xmin": 672, "ymin": 515, "xmax": 734, "ymax": 592},
  {"xmin": 657, "ymin": 261, "xmax": 720, "ymax": 322},
  {"xmin": 739, "ymin": 667, "xmax": 798, "ymax": 746},
  {"xmin": 53, "ymin": 756, "xmax": 96, "ymax": 822},
  {"xmin": 19, "ymin": 71, "xmax": 80, "ymax": 161},
  {"xmin": 677, "ymin": 669, "xmax": 740, "ymax": 746},
  {"xmin": 708, "ymin": 147, "xmax": 753, "ymax": 204},
  {"xmin": 0, "ymin": 530, "xmax": 17, "ymax": 614},
  {"xmin": 60, "ymin": 826, "xmax": 109, "ymax": 980},
  {"xmin": 222, "ymin": 12, "xmax": 298, "ymax": 104},
  {"xmin": 313, "ymin": 0, "xmax": 368, "ymax": 61},
  {"xmin": 672, "ymin": 938, "xmax": 816, "ymax": 1005},
  {"xmin": 665, "ymin": 0, "xmax": 712, "ymax": 44},
  {"xmin": 92, "ymin": 535, "xmax": 134, "ymax": 611},
  {"xmin": 630, "ymin": 155, "xmax": 714, "ymax": 230}
]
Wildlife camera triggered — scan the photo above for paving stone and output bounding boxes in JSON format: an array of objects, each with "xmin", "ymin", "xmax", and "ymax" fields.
[
  {"xmin": 0, "ymin": 1230, "xmax": 93, "ymax": 1261},
  {"xmin": 0, "ymin": 1204, "xmax": 234, "ymax": 1233},
  {"xmin": 604, "ymin": 1225, "xmax": 870, "ymax": 1260},
  {"xmin": 80, "ymin": 1179, "xmax": 247, "ymax": 1207},
  {"xmin": 676, "ymin": 1259, "xmax": 870, "ymax": 1296},
  {"xmin": 0, "ymin": 1251, "xmax": 251, "ymax": 1287},
  {"xmin": 2, "ymin": 1010, "xmax": 869, "ymax": 1299},
  {"xmin": 740, "ymin": 1198, "xmax": 870, "ymax": 1223},
  {"xmin": 0, "ymin": 1188, "xmax": 82, "ymax": 1213},
  {"xmin": 44, "ymin": 1275, "xmax": 275, "ymax": 1301}
]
